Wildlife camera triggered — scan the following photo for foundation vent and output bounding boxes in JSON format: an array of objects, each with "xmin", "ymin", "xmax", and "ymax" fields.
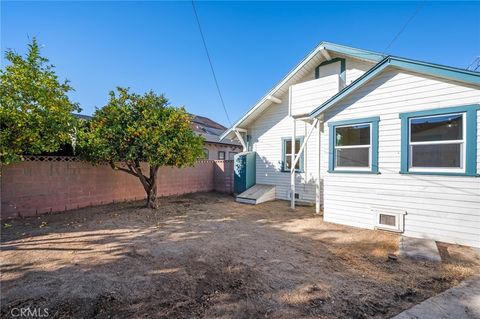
[{"xmin": 371, "ymin": 207, "xmax": 406, "ymax": 233}]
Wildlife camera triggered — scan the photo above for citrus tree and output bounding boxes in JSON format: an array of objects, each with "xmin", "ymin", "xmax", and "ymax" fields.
[
  {"xmin": 78, "ymin": 87, "xmax": 204, "ymax": 208},
  {"xmin": 0, "ymin": 38, "xmax": 80, "ymax": 164}
]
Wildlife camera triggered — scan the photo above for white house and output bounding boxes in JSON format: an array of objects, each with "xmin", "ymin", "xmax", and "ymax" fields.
[{"xmin": 221, "ymin": 42, "xmax": 480, "ymax": 248}]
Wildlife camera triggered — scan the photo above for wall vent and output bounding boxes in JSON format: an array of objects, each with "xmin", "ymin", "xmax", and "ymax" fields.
[
  {"xmin": 288, "ymin": 191, "xmax": 301, "ymax": 200},
  {"xmin": 371, "ymin": 207, "xmax": 406, "ymax": 233}
]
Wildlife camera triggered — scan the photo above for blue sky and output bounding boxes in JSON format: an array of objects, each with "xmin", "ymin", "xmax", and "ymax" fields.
[{"xmin": 2, "ymin": 1, "xmax": 479, "ymax": 127}]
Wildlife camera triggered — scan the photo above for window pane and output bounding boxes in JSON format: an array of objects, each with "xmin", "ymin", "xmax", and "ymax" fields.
[
  {"xmin": 295, "ymin": 140, "xmax": 301, "ymax": 153},
  {"xmin": 285, "ymin": 140, "xmax": 292, "ymax": 155},
  {"xmin": 336, "ymin": 147, "xmax": 369, "ymax": 167},
  {"xmin": 284, "ymin": 138, "xmax": 302, "ymax": 170},
  {"xmin": 411, "ymin": 114, "xmax": 462, "ymax": 142},
  {"xmin": 336, "ymin": 124, "xmax": 370, "ymax": 146},
  {"xmin": 411, "ymin": 144, "xmax": 461, "ymax": 168},
  {"xmin": 284, "ymin": 155, "xmax": 300, "ymax": 170},
  {"xmin": 284, "ymin": 139, "xmax": 301, "ymax": 155}
]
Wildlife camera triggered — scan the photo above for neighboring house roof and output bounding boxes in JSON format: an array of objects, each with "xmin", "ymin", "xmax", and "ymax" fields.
[
  {"xmin": 220, "ymin": 41, "xmax": 386, "ymax": 140},
  {"xmin": 190, "ymin": 114, "xmax": 241, "ymax": 146},
  {"xmin": 310, "ymin": 56, "xmax": 480, "ymax": 118}
]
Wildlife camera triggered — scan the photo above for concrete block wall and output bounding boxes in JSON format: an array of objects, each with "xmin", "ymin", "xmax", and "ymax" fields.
[
  {"xmin": 213, "ymin": 160, "xmax": 234, "ymax": 194},
  {"xmin": 0, "ymin": 159, "xmax": 234, "ymax": 218}
]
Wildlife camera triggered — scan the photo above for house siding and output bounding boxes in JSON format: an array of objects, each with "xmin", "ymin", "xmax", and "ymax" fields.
[
  {"xmin": 250, "ymin": 94, "xmax": 320, "ymax": 202},
  {"xmin": 248, "ymin": 56, "xmax": 374, "ymax": 202},
  {"xmin": 322, "ymin": 68, "xmax": 480, "ymax": 247}
]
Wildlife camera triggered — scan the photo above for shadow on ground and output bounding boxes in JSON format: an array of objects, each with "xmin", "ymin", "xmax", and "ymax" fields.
[{"xmin": 1, "ymin": 192, "xmax": 479, "ymax": 319}]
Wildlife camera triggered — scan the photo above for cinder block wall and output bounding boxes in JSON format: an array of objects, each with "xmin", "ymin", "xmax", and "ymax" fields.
[
  {"xmin": 1, "ymin": 159, "xmax": 234, "ymax": 218},
  {"xmin": 213, "ymin": 160, "xmax": 234, "ymax": 194}
]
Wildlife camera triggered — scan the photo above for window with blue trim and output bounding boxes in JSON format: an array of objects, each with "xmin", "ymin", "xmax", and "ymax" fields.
[
  {"xmin": 281, "ymin": 137, "xmax": 304, "ymax": 172},
  {"xmin": 399, "ymin": 105, "xmax": 479, "ymax": 176},
  {"xmin": 328, "ymin": 117, "xmax": 380, "ymax": 173}
]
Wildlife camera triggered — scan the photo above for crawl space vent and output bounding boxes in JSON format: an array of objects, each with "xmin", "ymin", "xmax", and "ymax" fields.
[{"xmin": 371, "ymin": 207, "xmax": 406, "ymax": 233}]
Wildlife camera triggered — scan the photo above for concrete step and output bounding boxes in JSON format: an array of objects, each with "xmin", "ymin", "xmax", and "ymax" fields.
[
  {"xmin": 400, "ymin": 236, "xmax": 442, "ymax": 262},
  {"xmin": 236, "ymin": 184, "xmax": 276, "ymax": 205}
]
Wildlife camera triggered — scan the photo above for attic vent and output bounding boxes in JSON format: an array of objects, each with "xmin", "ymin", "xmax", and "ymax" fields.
[{"xmin": 371, "ymin": 207, "xmax": 406, "ymax": 233}]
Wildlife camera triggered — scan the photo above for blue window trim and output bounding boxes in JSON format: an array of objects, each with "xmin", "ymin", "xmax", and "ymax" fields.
[
  {"xmin": 399, "ymin": 104, "xmax": 480, "ymax": 177},
  {"xmin": 315, "ymin": 57, "xmax": 346, "ymax": 85},
  {"xmin": 281, "ymin": 136, "xmax": 305, "ymax": 173},
  {"xmin": 328, "ymin": 116, "xmax": 380, "ymax": 174}
]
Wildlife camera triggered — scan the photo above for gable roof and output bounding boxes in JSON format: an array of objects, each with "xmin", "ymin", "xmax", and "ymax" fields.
[
  {"xmin": 220, "ymin": 41, "xmax": 386, "ymax": 140},
  {"xmin": 309, "ymin": 56, "xmax": 480, "ymax": 118}
]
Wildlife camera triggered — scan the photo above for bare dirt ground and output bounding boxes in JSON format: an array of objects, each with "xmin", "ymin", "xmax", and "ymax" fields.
[{"xmin": 1, "ymin": 192, "xmax": 479, "ymax": 319}]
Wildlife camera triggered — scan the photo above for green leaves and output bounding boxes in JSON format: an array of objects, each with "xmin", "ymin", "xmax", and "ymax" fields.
[
  {"xmin": 0, "ymin": 38, "xmax": 80, "ymax": 164},
  {"xmin": 77, "ymin": 87, "xmax": 205, "ymax": 168}
]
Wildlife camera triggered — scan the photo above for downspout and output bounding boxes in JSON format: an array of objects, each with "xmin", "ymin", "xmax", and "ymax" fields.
[
  {"xmin": 290, "ymin": 117, "xmax": 319, "ymax": 210},
  {"xmin": 316, "ymin": 119, "xmax": 322, "ymax": 214},
  {"xmin": 290, "ymin": 119, "xmax": 296, "ymax": 209}
]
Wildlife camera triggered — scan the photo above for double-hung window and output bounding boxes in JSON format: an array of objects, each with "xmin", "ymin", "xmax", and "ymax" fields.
[
  {"xmin": 328, "ymin": 117, "xmax": 380, "ymax": 173},
  {"xmin": 409, "ymin": 113, "xmax": 464, "ymax": 171},
  {"xmin": 400, "ymin": 105, "xmax": 479, "ymax": 176},
  {"xmin": 282, "ymin": 137, "xmax": 304, "ymax": 172}
]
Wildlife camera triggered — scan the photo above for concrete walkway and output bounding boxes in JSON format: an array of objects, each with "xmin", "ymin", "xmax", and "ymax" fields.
[{"xmin": 392, "ymin": 276, "xmax": 480, "ymax": 319}]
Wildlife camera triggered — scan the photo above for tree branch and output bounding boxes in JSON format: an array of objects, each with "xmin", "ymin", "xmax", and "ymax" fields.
[{"xmin": 109, "ymin": 162, "xmax": 138, "ymax": 177}]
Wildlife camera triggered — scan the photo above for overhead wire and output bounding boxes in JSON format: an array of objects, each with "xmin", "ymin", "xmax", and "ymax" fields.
[
  {"xmin": 383, "ymin": 1, "xmax": 426, "ymax": 54},
  {"xmin": 191, "ymin": 0, "xmax": 232, "ymax": 126}
]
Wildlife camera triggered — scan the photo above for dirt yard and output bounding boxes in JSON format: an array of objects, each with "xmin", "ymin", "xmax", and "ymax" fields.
[{"xmin": 1, "ymin": 192, "xmax": 479, "ymax": 319}]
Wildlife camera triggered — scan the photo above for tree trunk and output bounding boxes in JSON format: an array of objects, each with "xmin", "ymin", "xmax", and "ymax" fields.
[
  {"xmin": 146, "ymin": 182, "xmax": 158, "ymax": 209},
  {"xmin": 111, "ymin": 161, "xmax": 160, "ymax": 209}
]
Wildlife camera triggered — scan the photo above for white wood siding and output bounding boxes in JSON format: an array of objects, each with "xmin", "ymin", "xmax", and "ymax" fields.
[
  {"xmin": 290, "ymin": 76, "xmax": 339, "ymax": 117},
  {"xmin": 247, "ymin": 56, "xmax": 373, "ymax": 202},
  {"xmin": 322, "ymin": 69, "xmax": 480, "ymax": 247},
  {"xmin": 250, "ymin": 93, "xmax": 320, "ymax": 202}
]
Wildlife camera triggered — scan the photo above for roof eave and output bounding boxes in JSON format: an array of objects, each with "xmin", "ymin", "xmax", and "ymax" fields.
[{"xmin": 310, "ymin": 56, "xmax": 480, "ymax": 118}]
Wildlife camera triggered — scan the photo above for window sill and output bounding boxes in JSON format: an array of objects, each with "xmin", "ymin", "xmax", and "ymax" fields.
[
  {"xmin": 400, "ymin": 171, "xmax": 479, "ymax": 177},
  {"xmin": 281, "ymin": 169, "xmax": 304, "ymax": 173},
  {"xmin": 328, "ymin": 170, "xmax": 380, "ymax": 174}
]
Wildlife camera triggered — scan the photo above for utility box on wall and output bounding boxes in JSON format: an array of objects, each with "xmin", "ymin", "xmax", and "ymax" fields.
[{"xmin": 233, "ymin": 151, "xmax": 256, "ymax": 194}]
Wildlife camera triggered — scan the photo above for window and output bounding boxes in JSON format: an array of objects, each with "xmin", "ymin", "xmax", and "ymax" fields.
[
  {"xmin": 328, "ymin": 117, "xmax": 379, "ymax": 173},
  {"xmin": 400, "ymin": 105, "xmax": 479, "ymax": 176},
  {"xmin": 218, "ymin": 151, "xmax": 225, "ymax": 160},
  {"xmin": 228, "ymin": 152, "xmax": 238, "ymax": 160},
  {"xmin": 202, "ymin": 148, "xmax": 209, "ymax": 159},
  {"xmin": 282, "ymin": 137, "xmax": 304, "ymax": 172},
  {"xmin": 335, "ymin": 124, "xmax": 371, "ymax": 168},
  {"xmin": 409, "ymin": 114, "xmax": 464, "ymax": 170}
]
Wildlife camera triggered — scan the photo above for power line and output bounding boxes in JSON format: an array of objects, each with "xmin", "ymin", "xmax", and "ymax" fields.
[
  {"xmin": 383, "ymin": 1, "xmax": 426, "ymax": 54},
  {"xmin": 191, "ymin": 0, "xmax": 232, "ymax": 126},
  {"xmin": 466, "ymin": 56, "xmax": 480, "ymax": 71}
]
